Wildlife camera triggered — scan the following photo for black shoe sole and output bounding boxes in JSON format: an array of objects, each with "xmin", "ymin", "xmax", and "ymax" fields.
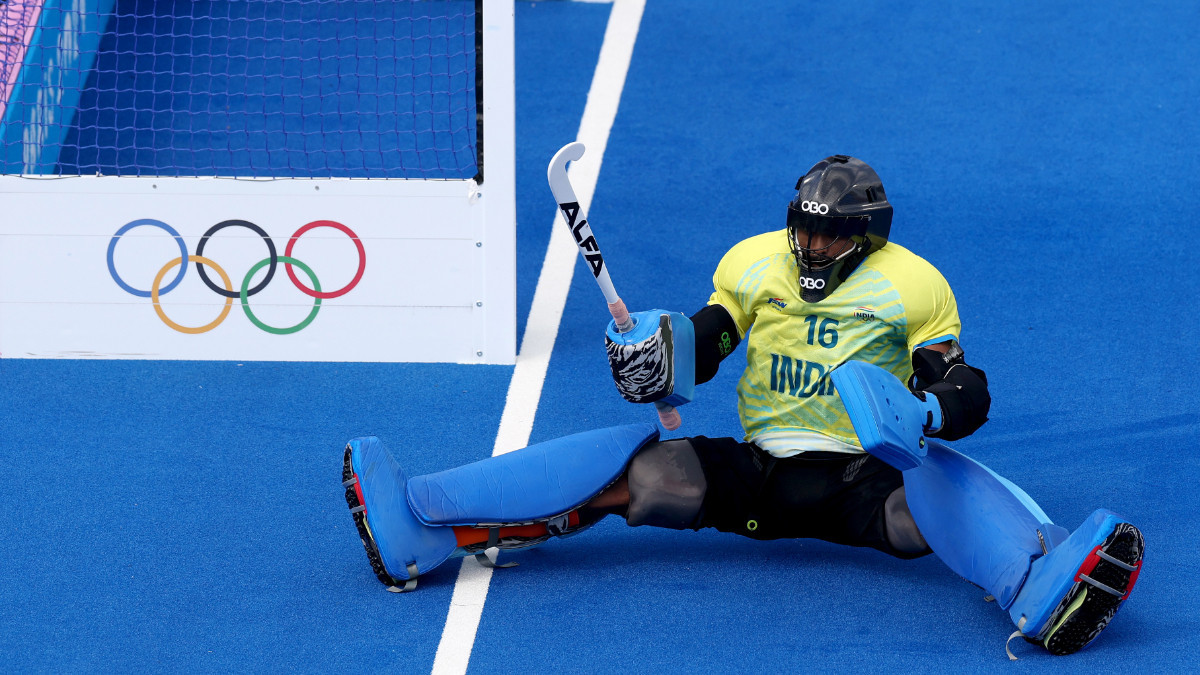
[
  {"xmin": 1042, "ymin": 522, "xmax": 1144, "ymax": 656},
  {"xmin": 342, "ymin": 444, "xmax": 406, "ymax": 588}
]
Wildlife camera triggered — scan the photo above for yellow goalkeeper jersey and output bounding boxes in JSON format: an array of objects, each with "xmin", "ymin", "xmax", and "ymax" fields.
[{"xmin": 709, "ymin": 229, "xmax": 961, "ymax": 453}]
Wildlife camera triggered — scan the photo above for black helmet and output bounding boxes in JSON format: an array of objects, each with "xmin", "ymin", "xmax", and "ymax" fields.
[{"xmin": 786, "ymin": 155, "xmax": 892, "ymax": 302}]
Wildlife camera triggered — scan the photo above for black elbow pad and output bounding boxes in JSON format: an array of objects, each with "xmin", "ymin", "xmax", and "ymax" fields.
[
  {"xmin": 912, "ymin": 343, "xmax": 991, "ymax": 441},
  {"xmin": 691, "ymin": 304, "xmax": 740, "ymax": 385}
]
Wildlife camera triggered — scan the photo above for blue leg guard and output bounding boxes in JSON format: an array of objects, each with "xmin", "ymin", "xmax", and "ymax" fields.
[
  {"xmin": 342, "ymin": 424, "xmax": 660, "ymax": 591},
  {"xmin": 904, "ymin": 441, "xmax": 1050, "ymax": 609},
  {"xmin": 835, "ymin": 361, "xmax": 1145, "ymax": 656},
  {"xmin": 906, "ymin": 441, "xmax": 1144, "ymax": 657}
]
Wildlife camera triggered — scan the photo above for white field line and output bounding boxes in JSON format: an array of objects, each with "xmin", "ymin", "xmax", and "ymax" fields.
[{"xmin": 429, "ymin": 1, "xmax": 646, "ymax": 673}]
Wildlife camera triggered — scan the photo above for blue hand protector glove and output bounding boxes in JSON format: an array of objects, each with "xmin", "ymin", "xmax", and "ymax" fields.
[{"xmin": 605, "ymin": 309, "xmax": 695, "ymax": 407}]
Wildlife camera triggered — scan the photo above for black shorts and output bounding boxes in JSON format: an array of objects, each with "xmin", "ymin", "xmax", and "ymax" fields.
[{"xmin": 688, "ymin": 435, "xmax": 923, "ymax": 559}]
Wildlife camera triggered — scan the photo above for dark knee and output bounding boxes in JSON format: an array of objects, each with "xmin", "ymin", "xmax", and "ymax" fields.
[
  {"xmin": 626, "ymin": 439, "xmax": 707, "ymax": 529},
  {"xmin": 884, "ymin": 486, "xmax": 930, "ymax": 555}
]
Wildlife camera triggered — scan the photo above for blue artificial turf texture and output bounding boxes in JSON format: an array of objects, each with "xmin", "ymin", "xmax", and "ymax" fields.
[{"xmin": 3, "ymin": 0, "xmax": 1199, "ymax": 671}]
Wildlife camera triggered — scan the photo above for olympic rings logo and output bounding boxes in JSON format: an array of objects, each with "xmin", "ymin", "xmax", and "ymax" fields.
[{"xmin": 107, "ymin": 219, "xmax": 366, "ymax": 335}]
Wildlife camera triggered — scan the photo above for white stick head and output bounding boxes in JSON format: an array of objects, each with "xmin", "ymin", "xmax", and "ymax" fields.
[{"xmin": 547, "ymin": 142, "xmax": 587, "ymax": 187}]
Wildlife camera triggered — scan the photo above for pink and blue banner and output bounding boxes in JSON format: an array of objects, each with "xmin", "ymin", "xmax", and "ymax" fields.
[
  {"xmin": 0, "ymin": 0, "xmax": 114, "ymax": 173},
  {"xmin": 0, "ymin": 0, "xmax": 45, "ymax": 123}
]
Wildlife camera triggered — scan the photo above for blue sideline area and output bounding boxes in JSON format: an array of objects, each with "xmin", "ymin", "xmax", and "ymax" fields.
[{"xmin": 3, "ymin": 0, "xmax": 1199, "ymax": 671}]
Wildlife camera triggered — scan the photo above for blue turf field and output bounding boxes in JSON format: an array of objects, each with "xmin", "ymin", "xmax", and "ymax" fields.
[{"xmin": 3, "ymin": 0, "xmax": 1200, "ymax": 671}]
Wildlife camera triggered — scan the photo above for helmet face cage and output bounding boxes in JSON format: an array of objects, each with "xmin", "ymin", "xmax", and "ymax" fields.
[
  {"xmin": 789, "ymin": 226, "xmax": 861, "ymax": 270},
  {"xmin": 785, "ymin": 156, "xmax": 892, "ymax": 302},
  {"xmin": 786, "ymin": 207, "xmax": 871, "ymax": 269},
  {"xmin": 787, "ymin": 223, "xmax": 868, "ymax": 303}
]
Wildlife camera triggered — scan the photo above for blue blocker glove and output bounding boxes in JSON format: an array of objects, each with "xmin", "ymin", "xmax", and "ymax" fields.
[
  {"xmin": 605, "ymin": 309, "xmax": 695, "ymax": 409},
  {"xmin": 830, "ymin": 360, "xmax": 943, "ymax": 471}
]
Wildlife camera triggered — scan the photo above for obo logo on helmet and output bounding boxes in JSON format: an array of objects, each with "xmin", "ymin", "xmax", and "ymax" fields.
[{"xmin": 799, "ymin": 201, "xmax": 829, "ymax": 215}]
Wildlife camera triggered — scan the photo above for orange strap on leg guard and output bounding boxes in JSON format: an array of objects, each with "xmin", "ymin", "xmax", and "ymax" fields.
[{"xmin": 452, "ymin": 511, "xmax": 584, "ymax": 547}]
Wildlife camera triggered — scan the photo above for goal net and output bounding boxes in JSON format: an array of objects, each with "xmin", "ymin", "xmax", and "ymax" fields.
[{"xmin": 0, "ymin": 0, "xmax": 515, "ymax": 363}]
